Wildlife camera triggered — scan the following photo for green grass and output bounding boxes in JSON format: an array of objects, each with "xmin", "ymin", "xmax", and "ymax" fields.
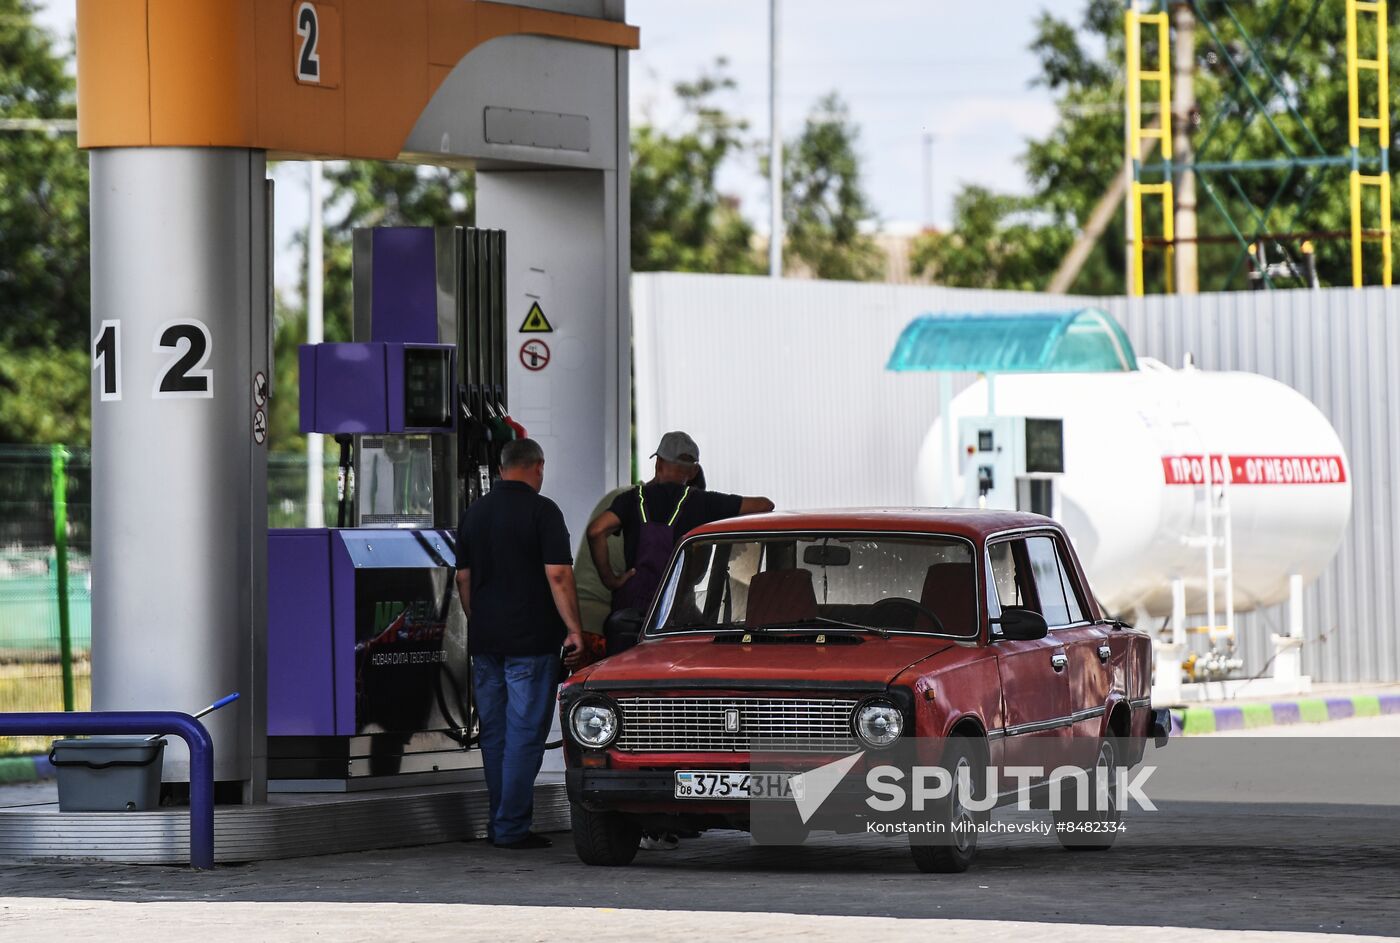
[{"xmin": 0, "ymin": 665, "xmax": 91, "ymax": 756}]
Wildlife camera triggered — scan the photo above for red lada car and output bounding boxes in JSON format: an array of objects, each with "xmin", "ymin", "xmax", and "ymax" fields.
[{"xmin": 560, "ymin": 509, "xmax": 1169, "ymax": 872}]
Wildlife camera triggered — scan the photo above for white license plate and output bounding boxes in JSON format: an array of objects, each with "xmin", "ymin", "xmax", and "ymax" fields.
[{"xmin": 673, "ymin": 770, "xmax": 804, "ymax": 800}]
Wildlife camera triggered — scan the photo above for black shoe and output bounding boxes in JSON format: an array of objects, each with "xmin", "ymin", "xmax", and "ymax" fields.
[{"xmin": 494, "ymin": 833, "xmax": 553, "ymax": 849}]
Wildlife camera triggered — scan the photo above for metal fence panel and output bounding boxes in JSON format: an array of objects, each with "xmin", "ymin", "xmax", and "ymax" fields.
[{"xmin": 633, "ymin": 274, "xmax": 1396, "ymax": 684}]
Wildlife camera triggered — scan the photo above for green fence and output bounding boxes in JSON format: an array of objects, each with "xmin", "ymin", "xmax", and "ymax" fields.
[{"xmin": 0, "ymin": 445, "xmax": 337, "ymax": 756}]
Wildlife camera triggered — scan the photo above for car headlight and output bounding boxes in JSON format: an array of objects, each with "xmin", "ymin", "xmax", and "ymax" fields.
[
  {"xmin": 853, "ymin": 698, "xmax": 904, "ymax": 749},
  {"xmin": 570, "ymin": 699, "xmax": 619, "ymax": 748}
]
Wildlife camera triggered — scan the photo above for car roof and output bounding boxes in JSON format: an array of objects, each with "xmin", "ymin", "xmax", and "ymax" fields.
[{"xmin": 686, "ymin": 507, "xmax": 1059, "ymax": 542}]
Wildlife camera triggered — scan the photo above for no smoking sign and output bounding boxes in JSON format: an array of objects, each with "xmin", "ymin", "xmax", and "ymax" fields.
[{"xmin": 520, "ymin": 339, "xmax": 551, "ymax": 371}]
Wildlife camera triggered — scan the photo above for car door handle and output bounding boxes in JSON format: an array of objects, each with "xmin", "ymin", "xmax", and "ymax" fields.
[
  {"xmin": 1097, "ymin": 644, "xmax": 1112, "ymax": 662},
  {"xmin": 1050, "ymin": 652, "xmax": 1068, "ymax": 671}
]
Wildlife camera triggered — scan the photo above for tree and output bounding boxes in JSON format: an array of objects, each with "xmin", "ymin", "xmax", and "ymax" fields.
[
  {"xmin": 911, "ymin": 187, "xmax": 1073, "ymax": 291},
  {"xmin": 630, "ymin": 60, "xmax": 761, "ymax": 274},
  {"xmin": 780, "ymin": 93, "xmax": 882, "ymax": 281},
  {"xmin": 0, "ymin": 1, "xmax": 90, "ymax": 445},
  {"xmin": 914, "ymin": 0, "xmax": 1389, "ymax": 292}
]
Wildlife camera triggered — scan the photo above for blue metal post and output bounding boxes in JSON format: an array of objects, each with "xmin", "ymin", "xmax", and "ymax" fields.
[{"xmin": 0, "ymin": 711, "xmax": 216, "ymax": 869}]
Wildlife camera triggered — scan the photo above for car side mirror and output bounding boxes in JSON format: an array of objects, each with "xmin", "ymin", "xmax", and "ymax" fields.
[
  {"xmin": 991, "ymin": 606, "xmax": 1048, "ymax": 641},
  {"xmin": 603, "ymin": 607, "xmax": 646, "ymax": 648}
]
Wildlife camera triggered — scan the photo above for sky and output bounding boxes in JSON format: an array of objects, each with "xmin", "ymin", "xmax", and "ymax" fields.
[{"xmin": 31, "ymin": 0, "xmax": 1086, "ymax": 288}]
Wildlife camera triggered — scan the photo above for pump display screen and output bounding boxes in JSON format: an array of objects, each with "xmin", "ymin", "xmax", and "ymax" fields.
[
  {"xmin": 403, "ymin": 348, "xmax": 453, "ymax": 429},
  {"xmin": 1024, "ymin": 418, "xmax": 1065, "ymax": 474}
]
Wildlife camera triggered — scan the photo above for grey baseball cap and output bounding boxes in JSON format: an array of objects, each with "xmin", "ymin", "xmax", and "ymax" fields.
[{"xmin": 651, "ymin": 431, "xmax": 700, "ymax": 465}]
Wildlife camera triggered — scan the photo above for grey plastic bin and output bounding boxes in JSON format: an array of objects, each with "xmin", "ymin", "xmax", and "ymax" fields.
[{"xmin": 49, "ymin": 737, "xmax": 166, "ymax": 812}]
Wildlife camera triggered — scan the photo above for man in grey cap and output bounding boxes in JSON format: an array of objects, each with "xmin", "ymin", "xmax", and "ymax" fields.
[{"xmin": 585, "ymin": 431, "xmax": 773, "ymax": 653}]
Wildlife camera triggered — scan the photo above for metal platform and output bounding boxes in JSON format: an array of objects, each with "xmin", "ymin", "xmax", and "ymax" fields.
[{"xmin": 0, "ymin": 773, "xmax": 569, "ymax": 865}]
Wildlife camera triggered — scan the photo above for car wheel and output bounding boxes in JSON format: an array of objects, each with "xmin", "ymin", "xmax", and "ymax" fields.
[
  {"xmin": 1053, "ymin": 738, "xmax": 1121, "ymax": 851},
  {"xmin": 909, "ymin": 737, "xmax": 983, "ymax": 873},
  {"xmin": 570, "ymin": 802, "xmax": 642, "ymax": 866}
]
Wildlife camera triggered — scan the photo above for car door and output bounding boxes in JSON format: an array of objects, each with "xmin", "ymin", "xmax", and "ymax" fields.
[
  {"xmin": 1023, "ymin": 534, "xmax": 1111, "ymax": 756},
  {"xmin": 987, "ymin": 536, "xmax": 1073, "ymax": 775}
]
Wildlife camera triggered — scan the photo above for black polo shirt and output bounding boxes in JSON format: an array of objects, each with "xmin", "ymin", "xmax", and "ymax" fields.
[
  {"xmin": 456, "ymin": 480, "xmax": 573, "ymax": 656},
  {"xmin": 607, "ymin": 482, "xmax": 745, "ymax": 568}
]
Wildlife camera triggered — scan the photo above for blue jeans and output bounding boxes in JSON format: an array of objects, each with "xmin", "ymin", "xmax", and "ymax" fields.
[{"xmin": 471, "ymin": 653, "xmax": 559, "ymax": 844}]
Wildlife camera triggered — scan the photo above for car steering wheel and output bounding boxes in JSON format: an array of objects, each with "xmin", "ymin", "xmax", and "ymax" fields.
[{"xmin": 869, "ymin": 597, "xmax": 946, "ymax": 633}]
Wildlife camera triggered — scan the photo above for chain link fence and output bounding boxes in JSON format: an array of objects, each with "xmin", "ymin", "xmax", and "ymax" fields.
[
  {"xmin": 1, "ymin": 446, "xmax": 337, "ymax": 756},
  {"xmin": 0, "ymin": 446, "xmax": 90, "ymax": 755}
]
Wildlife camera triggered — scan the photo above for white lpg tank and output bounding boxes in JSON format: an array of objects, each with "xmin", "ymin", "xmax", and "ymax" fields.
[{"xmin": 916, "ymin": 361, "xmax": 1352, "ymax": 618}]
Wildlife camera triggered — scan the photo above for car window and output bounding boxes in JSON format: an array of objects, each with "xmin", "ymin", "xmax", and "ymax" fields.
[
  {"xmin": 987, "ymin": 540, "xmax": 1033, "ymax": 609},
  {"xmin": 651, "ymin": 534, "xmax": 979, "ymax": 637},
  {"xmin": 1025, "ymin": 535, "xmax": 1073, "ymax": 628},
  {"xmin": 1056, "ymin": 543, "xmax": 1086, "ymax": 624}
]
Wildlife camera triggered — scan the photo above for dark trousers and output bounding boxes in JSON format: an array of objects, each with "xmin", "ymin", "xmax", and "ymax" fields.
[{"xmin": 471, "ymin": 653, "xmax": 559, "ymax": 844}]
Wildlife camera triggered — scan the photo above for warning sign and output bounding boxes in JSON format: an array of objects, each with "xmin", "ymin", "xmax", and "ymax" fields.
[
  {"xmin": 519, "ymin": 301, "xmax": 554, "ymax": 334},
  {"xmin": 252, "ymin": 409, "xmax": 268, "ymax": 445},
  {"xmin": 520, "ymin": 339, "xmax": 551, "ymax": 371}
]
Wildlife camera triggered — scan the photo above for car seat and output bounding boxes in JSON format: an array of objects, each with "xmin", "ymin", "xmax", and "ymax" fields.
[
  {"xmin": 745, "ymin": 568, "xmax": 818, "ymax": 627},
  {"xmin": 917, "ymin": 562, "xmax": 977, "ymax": 634}
]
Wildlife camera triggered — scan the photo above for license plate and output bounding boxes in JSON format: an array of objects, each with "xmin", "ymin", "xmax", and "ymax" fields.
[{"xmin": 673, "ymin": 770, "xmax": 804, "ymax": 800}]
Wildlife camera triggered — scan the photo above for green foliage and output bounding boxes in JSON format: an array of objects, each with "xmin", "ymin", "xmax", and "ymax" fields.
[
  {"xmin": 0, "ymin": 1, "xmax": 90, "ymax": 445},
  {"xmin": 0, "ymin": 0, "xmax": 87, "ymax": 351},
  {"xmin": 780, "ymin": 93, "xmax": 882, "ymax": 281},
  {"xmin": 265, "ymin": 291, "xmax": 308, "ymax": 455},
  {"xmin": 0, "ymin": 346, "xmax": 89, "ymax": 445},
  {"xmin": 630, "ymin": 60, "xmax": 761, "ymax": 274},
  {"xmin": 911, "ymin": 187, "xmax": 1073, "ymax": 291},
  {"xmin": 916, "ymin": 0, "xmax": 1396, "ymax": 293}
]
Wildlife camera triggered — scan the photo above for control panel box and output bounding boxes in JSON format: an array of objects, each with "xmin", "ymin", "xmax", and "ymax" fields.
[
  {"xmin": 957, "ymin": 416, "xmax": 1064, "ymax": 513},
  {"xmin": 299, "ymin": 342, "xmax": 455, "ymax": 436}
]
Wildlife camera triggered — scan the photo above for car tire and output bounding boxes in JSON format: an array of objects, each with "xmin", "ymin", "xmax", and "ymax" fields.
[
  {"xmin": 570, "ymin": 802, "xmax": 642, "ymax": 866},
  {"xmin": 1052, "ymin": 739, "xmax": 1121, "ymax": 852},
  {"xmin": 909, "ymin": 737, "xmax": 983, "ymax": 874}
]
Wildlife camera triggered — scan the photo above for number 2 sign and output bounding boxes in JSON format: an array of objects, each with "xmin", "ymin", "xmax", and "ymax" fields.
[
  {"xmin": 292, "ymin": 2, "xmax": 340, "ymax": 88},
  {"xmin": 92, "ymin": 319, "xmax": 216, "ymax": 403}
]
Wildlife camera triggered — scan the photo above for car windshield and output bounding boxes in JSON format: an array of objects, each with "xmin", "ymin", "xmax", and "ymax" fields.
[{"xmin": 649, "ymin": 533, "xmax": 978, "ymax": 638}]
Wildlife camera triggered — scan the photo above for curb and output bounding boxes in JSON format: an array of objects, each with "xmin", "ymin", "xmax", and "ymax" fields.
[
  {"xmin": 0, "ymin": 754, "xmax": 56, "ymax": 785},
  {"xmin": 1171, "ymin": 693, "xmax": 1400, "ymax": 735}
]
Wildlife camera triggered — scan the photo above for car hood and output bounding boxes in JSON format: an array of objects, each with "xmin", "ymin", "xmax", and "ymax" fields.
[{"xmin": 574, "ymin": 633, "xmax": 959, "ymax": 691}]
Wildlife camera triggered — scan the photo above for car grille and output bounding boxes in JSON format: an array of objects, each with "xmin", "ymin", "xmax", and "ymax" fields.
[{"xmin": 614, "ymin": 696, "xmax": 861, "ymax": 753}]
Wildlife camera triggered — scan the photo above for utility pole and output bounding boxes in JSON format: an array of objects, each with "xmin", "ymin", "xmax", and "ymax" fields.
[
  {"xmin": 1123, "ymin": 7, "xmax": 1136, "ymax": 297},
  {"xmin": 306, "ymin": 161, "xmax": 325, "ymax": 527},
  {"xmin": 922, "ymin": 133, "xmax": 936, "ymax": 229},
  {"xmin": 1172, "ymin": 0, "xmax": 1198, "ymax": 293},
  {"xmin": 768, "ymin": 0, "xmax": 783, "ymax": 277}
]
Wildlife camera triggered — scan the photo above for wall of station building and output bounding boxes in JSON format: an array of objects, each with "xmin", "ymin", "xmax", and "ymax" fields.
[{"xmin": 632, "ymin": 273, "xmax": 1400, "ymax": 685}]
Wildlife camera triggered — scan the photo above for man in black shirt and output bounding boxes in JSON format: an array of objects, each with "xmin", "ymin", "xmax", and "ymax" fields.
[
  {"xmin": 586, "ymin": 431, "xmax": 773, "ymax": 650},
  {"xmin": 456, "ymin": 438, "xmax": 584, "ymax": 850}
]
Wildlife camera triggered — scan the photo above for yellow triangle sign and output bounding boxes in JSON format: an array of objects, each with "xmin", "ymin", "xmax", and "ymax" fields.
[{"xmin": 519, "ymin": 301, "xmax": 554, "ymax": 333}]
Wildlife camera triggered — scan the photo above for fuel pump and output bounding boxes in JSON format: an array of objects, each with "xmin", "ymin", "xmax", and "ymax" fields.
[{"xmin": 267, "ymin": 226, "xmax": 516, "ymax": 789}]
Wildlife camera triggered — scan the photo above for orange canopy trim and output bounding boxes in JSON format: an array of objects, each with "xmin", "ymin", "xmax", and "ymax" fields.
[{"xmin": 76, "ymin": 0, "xmax": 639, "ymax": 159}]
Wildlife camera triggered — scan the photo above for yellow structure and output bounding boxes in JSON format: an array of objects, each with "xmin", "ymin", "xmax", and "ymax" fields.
[
  {"xmin": 1346, "ymin": 0, "xmax": 1392, "ymax": 287},
  {"xmin": 1125, "ymin": 4, "xmax": 1174, "ymax": 297},
  {"xmin": 1125, "ymin": 0, "xmax": 1392, "ymax": 293}
]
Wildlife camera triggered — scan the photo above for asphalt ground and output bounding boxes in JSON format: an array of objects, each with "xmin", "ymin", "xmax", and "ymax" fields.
[{"xmin": 1, "ymin": 716, "xmax": 1397, "ymax": 940}]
